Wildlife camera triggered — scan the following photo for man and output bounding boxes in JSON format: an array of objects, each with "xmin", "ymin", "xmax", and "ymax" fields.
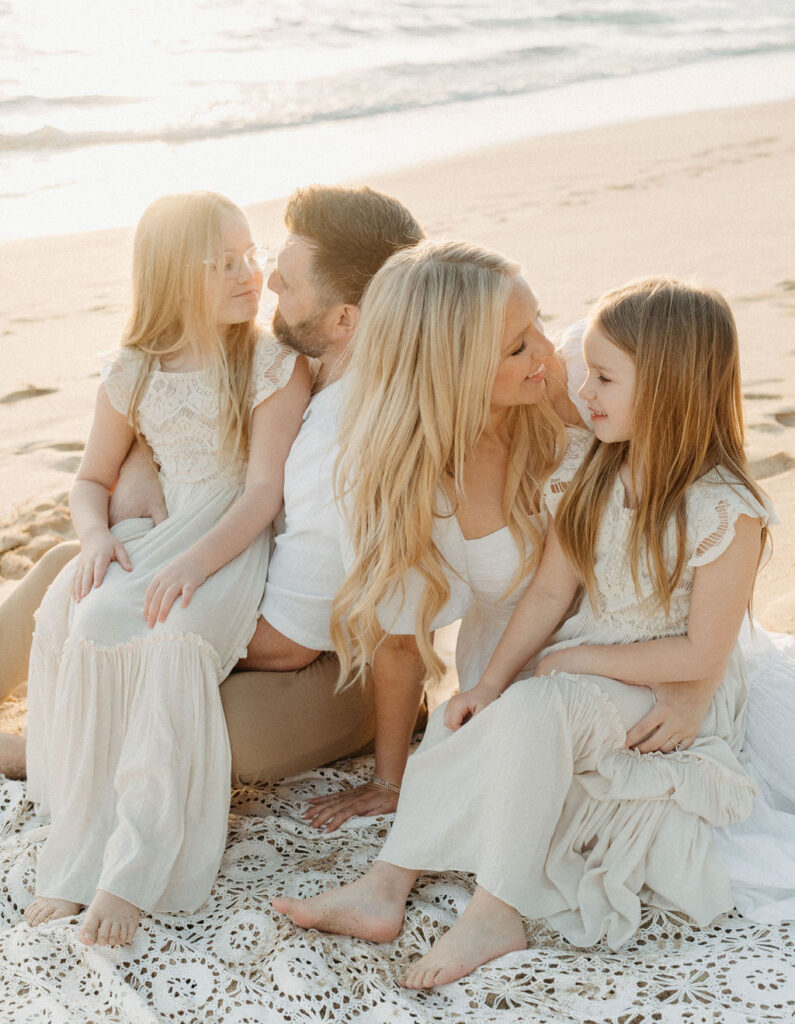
[{"xmin": 0, "ymin": 185, "xmax": 426, "ymax": 831}]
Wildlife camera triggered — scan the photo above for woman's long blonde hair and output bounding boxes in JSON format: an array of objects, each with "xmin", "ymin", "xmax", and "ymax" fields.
[
  {"xmin": 122, "ymin": 191, "xmax": 260, "ymax": 464},
  {"xmin": 556, "ymin": 276, "xmax": 769, "ymax": 611},
  {"xmin": 331, "ymin": 240, "xmax": 566, "ymax": 686}
]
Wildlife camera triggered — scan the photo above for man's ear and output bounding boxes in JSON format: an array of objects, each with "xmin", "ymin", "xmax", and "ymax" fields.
[{"xmin": 331, "ymin": 303, "xmax": 360, "ymax": 341}]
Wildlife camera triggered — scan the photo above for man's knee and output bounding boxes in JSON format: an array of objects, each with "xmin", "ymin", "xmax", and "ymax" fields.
[{"xmin": 237, "ymin": 616, "xmax": 321, "ymax": 672}]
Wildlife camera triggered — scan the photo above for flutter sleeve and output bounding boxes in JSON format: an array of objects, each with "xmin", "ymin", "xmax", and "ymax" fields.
[
  {"xmin": 542, "ymin": 428, "xmax": 593, "ymax": 517},
  {"xmin": 687, "ymin": 469, "xmax": 778, "ymax": 567},
  {"xmin": 250, "ymin": 335, "xmax": 299, "ymax": 409},
  {"xmin": 99, "ymin": 347, "xmax": 143, "ymax": 417}
]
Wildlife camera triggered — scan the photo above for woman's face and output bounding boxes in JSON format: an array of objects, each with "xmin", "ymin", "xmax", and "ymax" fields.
[
  {"xmin": 207, "ymin": 210, "xmax": 264, "ymax": 327},
  {"xmin": 490, "ymin": 276, "xmax": 554, "ymax": 409}
]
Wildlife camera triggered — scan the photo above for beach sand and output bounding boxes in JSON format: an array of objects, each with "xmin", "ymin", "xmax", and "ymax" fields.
[{"xmin": 0, "ymin": 98, "xmax": 793, "ymax": 1023}]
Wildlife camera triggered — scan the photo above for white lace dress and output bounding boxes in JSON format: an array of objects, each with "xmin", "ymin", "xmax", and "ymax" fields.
[
  {"xmin": 380, "ymin": 450, "xmax": 773, "ymax": 949},
  {"xmin": 25, "ymin": 337, "xmax": 297, "ymax": 913}
]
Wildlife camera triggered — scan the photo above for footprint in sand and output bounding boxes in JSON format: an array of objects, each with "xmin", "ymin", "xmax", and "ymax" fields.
[
  {"xmin": 773, "ymin": 411, "xmax": 795, "ymax": 428},
  {"xmin": 51, "ymin": 455, "xmax": 83, "ymax": 473},
  {"xmin": 0, "ymin": 385, "xmax": 58, "ymax": 405},
  {"xmin": 749, "ymin": 453, "xmax": 795, "ymax": 480},
  {"xmin": 15, "ymin": 440, "xmax": 85, "ymax": 455},
  {"xmin": 743, "ymin": 393, "xmax": 782, "ymax": 401}
]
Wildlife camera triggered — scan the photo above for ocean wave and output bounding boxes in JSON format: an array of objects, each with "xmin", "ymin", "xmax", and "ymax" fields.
[
  {"xmin": 0, "ymin": 40, "xmax": 790, "ymax": 155},
  {"xmin": 0, "ymin": 94, "xmax": 142, "ymax": 112}
]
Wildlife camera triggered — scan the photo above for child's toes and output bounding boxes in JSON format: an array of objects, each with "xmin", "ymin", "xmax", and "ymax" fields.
[
  {"xmin": 96, "ymin": 917, "xmax": 113, "ymax": 947},
  {"xmin": 78, "ymin": 911, "xmax": 100, "ymax": 946}
]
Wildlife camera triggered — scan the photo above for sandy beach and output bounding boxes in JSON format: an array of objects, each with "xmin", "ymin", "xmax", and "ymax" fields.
[{"xmin": 2, "ymin": 98, "xmax": 793, "ymax": 627}]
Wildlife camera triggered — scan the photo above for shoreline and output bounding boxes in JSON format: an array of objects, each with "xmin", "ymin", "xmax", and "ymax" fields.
[
  {"xmin": 1, "ymin": 97, "xmax": 793, "ymax": 629},
  {"xmin": 2, "ymin": 50, "xmax": 793, "ymax": 244}
]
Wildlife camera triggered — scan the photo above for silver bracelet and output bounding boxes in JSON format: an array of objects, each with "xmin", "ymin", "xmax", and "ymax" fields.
[{"xmin": 371, "ymin": 775, "xmax": 401, "ymax": 795}]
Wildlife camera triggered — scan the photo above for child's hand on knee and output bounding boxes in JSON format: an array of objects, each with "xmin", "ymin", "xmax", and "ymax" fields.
[
  {"xmin": 144, "ymin": 553, "xmax": 208, "ymax": 627},
  {"xmin": 444, "ymin": 684, "xmax": 500, "ymax": 731},
  {"xmin": 72, "ymin": 530, "xmax": 132, "ymax": 601}
]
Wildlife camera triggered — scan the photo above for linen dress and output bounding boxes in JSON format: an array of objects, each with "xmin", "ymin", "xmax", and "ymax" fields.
[
  {"xmin": 379, "ymin": 446, "xmax": 772, "ymax": 949},
  {"xmin": 25, "ymin": 337, "xmax": 297, "ymax": 913}
]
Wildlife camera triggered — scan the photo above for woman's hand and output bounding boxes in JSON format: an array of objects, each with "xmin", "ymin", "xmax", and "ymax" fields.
[
  {"xmin": 624, "ymin": 677, "xmax": 719, "ymax": 754},
  {"xmin": 303, "ymin": 782, "xmax": 399, "ymax": 832},
  {"xmin": 444, "ymin": 684, "xmax": 500, "ymax": 731},
  {"xmin": 72, "ymin": 529, "xmax": 132, "ymax": 601},
  {"xmin": 144, "ymin": 552, "xmax": 208, "ymax": 627}
]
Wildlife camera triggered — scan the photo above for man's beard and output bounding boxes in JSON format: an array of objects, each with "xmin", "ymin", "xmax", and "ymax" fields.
[{"xmin": 271, "ymin": 307, "xmax": 329, "ymax": 358}]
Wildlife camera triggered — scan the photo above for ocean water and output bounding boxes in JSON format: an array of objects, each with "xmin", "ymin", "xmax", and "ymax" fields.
[{"xmin": 1, "ymin": 0, "xmax": 793, "ymax": 241}]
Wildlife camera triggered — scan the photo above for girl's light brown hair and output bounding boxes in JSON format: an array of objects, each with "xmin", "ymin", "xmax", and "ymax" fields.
[
  {"xmin": 331, "ymin": 240, "xmax": 566, "ymax": 686},
  {"xmin": 122, "ymin": 191, "xmax": 260, "ymax": 465},
  {"xmin": 556, "ymin": 276, "xmax": 769, "ymax": 612}
]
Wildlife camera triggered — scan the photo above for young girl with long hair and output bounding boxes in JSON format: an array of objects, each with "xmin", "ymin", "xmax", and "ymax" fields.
[
  {"xmin": 24, "ymin": 191, "xmax": 310, "ymax": 947},
  {"xmin": 274, "ymin": 276, "xmax": 773, "ymax": 987}
]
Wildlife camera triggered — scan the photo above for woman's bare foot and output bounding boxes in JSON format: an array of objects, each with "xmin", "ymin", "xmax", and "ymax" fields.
[
  {"xmin": 25, "ymin": 896, "xmax": 82, "ymax": 927},
  {"xmin": 400, "ymin": 885, "xmax": 527, "ymax": 989},
  {"xmin": 272, "ymin": 860, "xmax": 418, "ymax": 943},
  {"xmin": 0, "ymin": 733, "xmax": 26, "ymax": 780},
  {"xmin": 78, "ymin": 890, "xmax": 141, "ymax": 947}
]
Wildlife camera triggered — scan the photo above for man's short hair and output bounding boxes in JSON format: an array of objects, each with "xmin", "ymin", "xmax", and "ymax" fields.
[{"xmin": 284, "ymin": 185, "xmax": 425, "ymax": 307}]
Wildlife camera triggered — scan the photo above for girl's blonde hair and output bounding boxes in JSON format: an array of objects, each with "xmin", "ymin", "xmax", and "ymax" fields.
[
  {"xmin": 556, "ymin": 276, "xmax": 769, "ymax": 611},
  {"xmin": 122, "ymin": 191, "xmax": 260, "ymax": 464},
  {"xmin": 331, "ymin": 240, "xmax": 566, "ymax": 686}
]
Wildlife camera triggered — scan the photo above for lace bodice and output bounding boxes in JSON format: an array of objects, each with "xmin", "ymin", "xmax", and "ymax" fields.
[
  {"xmin": 101, "ymin": 337, "xmax": 297, "ymax": 486},
  {"xmin": 545, "ymin": 443, "xmax": 775, "ymax": 641}
]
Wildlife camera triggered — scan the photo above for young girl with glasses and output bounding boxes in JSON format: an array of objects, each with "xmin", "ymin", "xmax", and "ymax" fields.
[
  {"xmin": 274, "ymin": 276, "xmax": 776, "ymax": 986},
  {"xmin": 24, "ymin": 191, "xmax": 310, "ymax": 946}
]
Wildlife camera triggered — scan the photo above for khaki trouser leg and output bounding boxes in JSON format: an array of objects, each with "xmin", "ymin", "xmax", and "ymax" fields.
[
  {"xmin": 0, "ymin": 541, "xmax": 80, "ymax": 701},
  {"xmin": 222, "ymin": 653, "xmax": 375, "ymax": 786}
]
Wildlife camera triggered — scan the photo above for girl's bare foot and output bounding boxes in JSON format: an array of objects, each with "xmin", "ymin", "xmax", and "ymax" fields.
[
  {"xmin": 25, "ymin": 897, "xmax": 82, "ymax": 927},
  {"xmin": 272, "ymin": 860, "xmax": 418, "ymax": 943},
  {"xmin": 0, "ymin": 733, "xmax": 26, "ymax": 780},
  {"xmin": 79, "ymin": 890, "xmax": 141, "ymax": 947},
  {"xmin": 400, "ymin": 885, "xmax": 527, "ymax": 989}
]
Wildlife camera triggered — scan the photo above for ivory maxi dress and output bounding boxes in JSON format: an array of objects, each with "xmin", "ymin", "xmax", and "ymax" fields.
[
  {"xmin": 379, "ymin": 444, "xmax": 774, "ymax": 948},
  {"xmin": 25, "ymin": 337, "xmax": 297, "ymax": 913}
]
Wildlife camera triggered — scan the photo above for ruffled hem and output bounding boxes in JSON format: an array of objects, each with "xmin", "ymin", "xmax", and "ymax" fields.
[{"xmin": 26, "ymin": 628, "xmax": 231, "ymax": 912}]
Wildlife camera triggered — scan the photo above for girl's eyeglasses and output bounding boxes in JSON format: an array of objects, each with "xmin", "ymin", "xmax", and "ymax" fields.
[{"xmin": 203, "ymin": 244, "xmax": 271, "ymax": 278}]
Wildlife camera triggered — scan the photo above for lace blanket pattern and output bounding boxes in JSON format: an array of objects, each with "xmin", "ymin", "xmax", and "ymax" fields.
[{"xmin": 1, "ymin": 753, "xmax": 793, "ymax": 1023}]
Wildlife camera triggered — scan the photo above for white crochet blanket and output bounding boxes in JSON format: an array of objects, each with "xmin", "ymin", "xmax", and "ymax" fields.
[{"xmin": 1, "ymin": 754, "xmax": 793, "ymax": 1023}]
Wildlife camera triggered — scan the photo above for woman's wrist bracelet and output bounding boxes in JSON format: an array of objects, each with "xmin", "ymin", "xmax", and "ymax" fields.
[{"xmin": 371, "ymin": 775, "xmax": 401, "ymax": 795}]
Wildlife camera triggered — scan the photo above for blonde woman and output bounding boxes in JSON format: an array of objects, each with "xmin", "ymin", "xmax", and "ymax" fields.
[
  {"xmin": 274, "ymin": 277, "xmax": 785, "ymax": 986},
  {"xmin": 329, "ymin": 240, "xmax": 582, "ymax": 697},
  {"xmin": 23, "ymin": 192, "xmax": 310, "ymax": 946}
]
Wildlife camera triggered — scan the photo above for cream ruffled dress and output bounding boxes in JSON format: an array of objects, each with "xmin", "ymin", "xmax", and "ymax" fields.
[
  {"xmin": 25, "ymin": 337, "xmax": 296, "ymax": 913},
  {"xmin": 380, "ymin": 444, "xmax": 773, "ymax": 949}
]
